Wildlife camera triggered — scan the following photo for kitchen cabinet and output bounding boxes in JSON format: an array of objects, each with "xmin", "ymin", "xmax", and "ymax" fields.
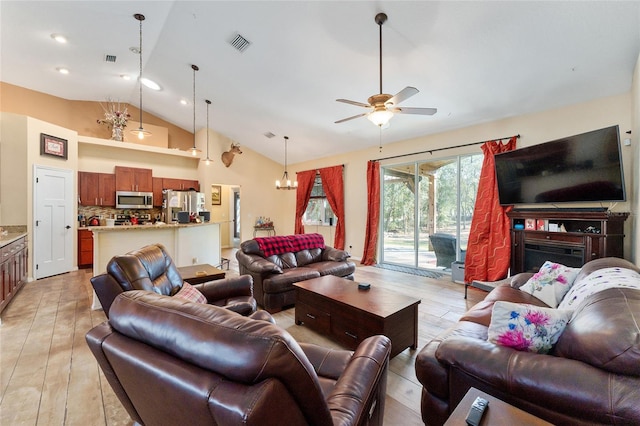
[
  {"xmin": 152, "ymin": 177, "xmax": 164, "ymax": 207},
  {"xmin": 1, "ymin": 235, "xmax": 28, "ymax": 315},
  {"xmin": 507, "ymin": 209, "xmax": 629, "ymax": 274},
  {"xmin": 162, "ymin": 178, "xmax": 200, "ymax": 192},
  {"xmin": 115, "ymin": 166, "xmax": 153, "ymax": 192},
  {"xmin": 78, "ymin": 172, "xmax": 115, "ymax": 206},
  {"xmin": 78, "ymin": 229, "xmax": 93, "ymax": 268}
]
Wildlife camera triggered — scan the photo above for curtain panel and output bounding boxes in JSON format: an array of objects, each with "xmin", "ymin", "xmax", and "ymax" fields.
[
  {"xmin": 361, "ymin": 160, "xmax": 380, "ymax": 265},
  {"xmin": 464, "ymin": 137, "xmax": 517, "ymax": 283},
  {"xmin": 294, "ymin": 170, "xmax": 317, "ymax": 234},
  {"xmin": 319, "ymin": 165, "xmax": 345, "ymax": 249}
]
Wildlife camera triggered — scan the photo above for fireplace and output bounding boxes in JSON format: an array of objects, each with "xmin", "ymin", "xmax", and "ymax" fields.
[{"xmin": 523, "ymin": 241, "xmax": 584, "ymax": 273}]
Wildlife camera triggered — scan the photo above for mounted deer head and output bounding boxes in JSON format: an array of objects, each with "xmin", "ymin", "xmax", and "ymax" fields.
[{"xmin": 221, "ymin": 142, "xmax": 242, "ymax": 168}]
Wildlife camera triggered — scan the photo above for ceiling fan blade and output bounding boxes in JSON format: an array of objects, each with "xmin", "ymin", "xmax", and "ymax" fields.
[
  {"xmin": 391, "ymin": 106, "xmax": 437, "ymax": 116},
  {"xmin": 336, "ymin": 98, "xmax": 372, "ymax": 108},
  {"xmin": 386, "ymin": 86, "xmax": 419, "ymax": 106},
  {"xmin": 335, "ymin": 112, "xmax": 369, "ymax": 124}
]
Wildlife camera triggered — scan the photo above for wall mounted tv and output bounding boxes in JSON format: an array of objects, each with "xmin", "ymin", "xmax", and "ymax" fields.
[{"xmin": 494, "ymin": 125, "xmax": 626, "ymax": 206}]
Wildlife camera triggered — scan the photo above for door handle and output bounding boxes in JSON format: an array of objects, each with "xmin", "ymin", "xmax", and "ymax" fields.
[{"xmin": 65, "ymin": 225, "xmax": 71, "ymax": 229}]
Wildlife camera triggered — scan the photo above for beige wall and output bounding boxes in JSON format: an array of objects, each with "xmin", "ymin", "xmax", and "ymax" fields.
[
  {"xmin": 292, "ymin": 93, "xmax": 634, "ymax": 261},
  {"xmin": 631, "ymin": 52, "xmax": 640, "ymax": 263}
]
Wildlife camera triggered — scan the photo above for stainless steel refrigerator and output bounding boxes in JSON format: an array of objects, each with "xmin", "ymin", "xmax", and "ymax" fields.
[{"xmin": 163, "ymin": 190, "xmax": 206, "ymax": 223}]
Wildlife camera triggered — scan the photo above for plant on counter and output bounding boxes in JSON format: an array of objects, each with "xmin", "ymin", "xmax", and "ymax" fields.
[{"xmin": 97, "ymin": 100, "xmax": 131, "ymax": 142}]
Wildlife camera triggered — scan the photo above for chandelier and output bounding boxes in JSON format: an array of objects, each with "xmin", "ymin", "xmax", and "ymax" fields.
[
  {"xmin": 130, "ymin": 13, "xmax": 151, "ymax": 140},
  {"xmin": 275, "ymin": 136, "xmax": 297, "ymax": 190},
  {"xmin": 202, "ymin": 99, "xmax": 212, "ymax": 165},
  {"xmin": 188, "ymin": 64, "xmax": 201, "ymax": 156}
]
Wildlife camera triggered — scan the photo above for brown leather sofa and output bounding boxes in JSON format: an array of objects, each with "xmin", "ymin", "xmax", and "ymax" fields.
[
  {"xmin": 236, "ymin": 237, "xmax": 356, "ymax": 313},
  {"xmin": 86, "ymin": 290, "xmax": 391, "ymax": 426},
  {"xmin": 91, "ymin": 243, "xmax": 256, "ymax": 318},
  {"xmin": 415, "ymin": 257, "xmax": 640, "ymax": 425}
]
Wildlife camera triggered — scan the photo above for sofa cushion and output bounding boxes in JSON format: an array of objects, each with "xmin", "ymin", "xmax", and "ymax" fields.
[
  {"xmin": 519, "ymin": 261, "xmax": 580, "ymax": 308},
  {"xmin": 554, "ymin": 287, "xmax": 640, "ymax": 376},
  {"xmin": 171, "ymin": 282, "xmax": 207, "ymax": 304},
  {"xmin": 306, "ymin": 260, "xmax": 355, "ymax": 277},
  {"xmin": 263, "ymin": 268, "xmax": 321, "ymax": 293},
  {"xmin": 488, "ymin": 301, "xmax": 572, "ymax": 354},
  {"xmin": 296, "ymin": 248, "xmax": 323, "ymax": 266},
  {"xmin": 558, "ymin": 266, "xmax": 640, "ymax": 310}
]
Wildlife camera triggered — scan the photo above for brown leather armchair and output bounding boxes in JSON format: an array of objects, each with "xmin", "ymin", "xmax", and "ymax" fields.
[
  {"xmin": 86, "ymin": 291, "xmax": 391, "ymax": 426},
  {"xmin": 91, "ymin": 243, "xmax": 257, "ymax": 318}
]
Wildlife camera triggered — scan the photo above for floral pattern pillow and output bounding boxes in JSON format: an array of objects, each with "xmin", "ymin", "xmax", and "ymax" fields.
[
  {"xmin": 557, "ymin": 267, "xmax": 640, "ymax": 310},
  {"xmin": 519, "ymin": 261, "xmax": 580, "ymax": 308},
  {"xmin": 488, "ymin": 301, "xmax": 572, "ymax": 354},
  {"xmin": 172, "ymin": 282, "xmax": 207, "ymax": 304}
]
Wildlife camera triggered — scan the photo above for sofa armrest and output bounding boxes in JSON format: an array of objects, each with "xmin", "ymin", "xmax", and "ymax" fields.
[
  {"xmin": 90, "ymin": 273, "xmax": 124, "ymax": 318},
  {"xmin": 236, "ymin": 251, "xmax": 283, "ymax": 274},
  {"xmin": 508, "ymin": 272, "xmax": 535, "ymax": 289},
  {"xmin": 322, "ymin": 246, "xmax": 350, "ymax": 262},
  {"xmin": 326, "ymin": 335, "xmax": 391, "ymax": 426},
  {"xmin": 195, "ymin": 274, "xmax": 253, "ymax": 301}
]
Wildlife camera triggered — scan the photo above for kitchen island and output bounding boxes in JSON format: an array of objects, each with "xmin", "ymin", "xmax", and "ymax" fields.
[{"xmin": 88, "ymin": 221, "xmax": 220, "ymax": 310}]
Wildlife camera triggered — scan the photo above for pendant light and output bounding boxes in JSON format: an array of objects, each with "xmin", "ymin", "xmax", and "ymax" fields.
[
  {"xmin": 189, "ymin": 64, "xmax": 201, "ymax": 156},
  {"xmin": 202, "ymin": 99, "xmax": 212, "ymax": 165},
  {"xmin": 130, "ymin": 13, "xmax": 151, "ymax": 140},
  {"xmin": 275, "ymin": 136, "xmax": 298, "ymax": 190}
]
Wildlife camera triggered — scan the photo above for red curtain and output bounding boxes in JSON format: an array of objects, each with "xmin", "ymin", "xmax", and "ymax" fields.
[
  {"xmin": 319, "ymin": 165, "xmax": 345, "ymax": 249},
  {"xmin": 361, "ymin": 160, "xmax": 380, "ymax": 265},
  {"xmin": 294, "ymin": 170, "xmax": 317, "ymax": 234},
  {"xmin": 464, "ymin": 137, "xmax": 517, "ymax": 283}
]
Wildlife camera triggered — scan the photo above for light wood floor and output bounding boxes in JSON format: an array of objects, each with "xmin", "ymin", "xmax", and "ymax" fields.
[{"xmin": 0, "ymin": 249, "xmax": 485, "ymax": 425}]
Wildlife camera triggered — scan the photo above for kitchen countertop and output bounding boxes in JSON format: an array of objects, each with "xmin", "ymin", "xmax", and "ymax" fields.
[
  {"xmin": 0, "ymin": 231, "xmax": 28, "ymax": 247},
  {"xmin": 80, "ymin": 222, "xmax": 219, "ymax": 232}
]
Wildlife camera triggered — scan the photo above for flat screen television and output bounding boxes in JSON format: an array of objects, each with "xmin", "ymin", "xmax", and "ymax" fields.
[{"xmin": 494, "ymin": 125, "xmax": 626, "ymax": 206}]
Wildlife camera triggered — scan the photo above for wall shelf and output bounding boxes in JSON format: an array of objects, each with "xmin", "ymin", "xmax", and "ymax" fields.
[{"xmin": 78, "ymin": 136, "xmax": 200, "ymax": 159}]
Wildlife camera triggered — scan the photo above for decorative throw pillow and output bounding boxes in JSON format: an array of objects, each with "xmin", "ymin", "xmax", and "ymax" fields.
[
  {"xmin": 518, "ymin": 261, "xmax": 580, "ymax": 308},
  {"xmin": 488, "ymin": 301, "xmax": 572, "ymax": 354},
  {"xmin": 172, "ymin": 282, "xmax": 207, "ymax": 304}
]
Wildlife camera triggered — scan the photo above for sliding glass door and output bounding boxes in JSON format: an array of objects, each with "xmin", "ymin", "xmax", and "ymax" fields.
[{"xmin": 381, "ymin": 153, "xmax": 482, "ymax": 272}]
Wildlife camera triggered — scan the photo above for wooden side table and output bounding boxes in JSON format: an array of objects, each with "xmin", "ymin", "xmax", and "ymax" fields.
[
  {"xmin": 253, "ymin": 226, "xmax": 276, "ymax": 237},
  {"xmin": 444, "ymin": 387, "xmax": 552, "ymax": 425},
  {"xmin": 177, "ymin": 264, "xmax": 226, "ymax": 285}
]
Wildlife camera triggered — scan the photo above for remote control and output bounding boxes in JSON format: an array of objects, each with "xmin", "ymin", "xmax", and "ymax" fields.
[
  {"xmin": 358, "ymin": 283, "xmax": 371, "ymax": 290},
  {"xmin": 465, "ymin": 396, "xmax": 488, "ymax": 426}
]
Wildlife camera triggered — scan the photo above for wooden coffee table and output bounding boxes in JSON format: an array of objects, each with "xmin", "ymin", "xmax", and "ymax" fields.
[
  {"xmin": 293, "ymin": 275, "xmax": 421, "ymax": 358},
  {"xmin": 444, "ymin": 387, "xmax": 553, "ymax": 425}
]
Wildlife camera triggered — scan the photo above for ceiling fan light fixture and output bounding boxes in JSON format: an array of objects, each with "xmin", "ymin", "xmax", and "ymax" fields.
[{"xmin": 368, "ymin": 109, "xmax": 393, "ymax": 127}]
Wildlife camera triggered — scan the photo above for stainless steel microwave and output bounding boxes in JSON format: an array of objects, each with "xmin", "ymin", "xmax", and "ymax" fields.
[{"xmin": 116, "ymin": 191, "xmax": 153, "ymax": 209}]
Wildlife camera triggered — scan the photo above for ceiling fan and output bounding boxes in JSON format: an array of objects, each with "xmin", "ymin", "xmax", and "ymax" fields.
[{"xmin": 335, "ymin": 12, "xmax": 437, "ymax": 128}]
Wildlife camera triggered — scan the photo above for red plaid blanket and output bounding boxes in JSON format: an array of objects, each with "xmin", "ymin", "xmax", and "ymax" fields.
[{"xmin": 255, "ymin": 233, "xmax": 325, "ymax": 257}]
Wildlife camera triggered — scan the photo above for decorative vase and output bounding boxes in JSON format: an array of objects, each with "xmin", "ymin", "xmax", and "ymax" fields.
[{"xmin": 111, "ymin": 125, "xmax": 124, "ymax": 142}]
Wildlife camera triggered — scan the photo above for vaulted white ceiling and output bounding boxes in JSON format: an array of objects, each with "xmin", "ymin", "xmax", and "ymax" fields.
[{"xmin": 2, "ymin": 1, "xmax": 639, "ymax": 164}]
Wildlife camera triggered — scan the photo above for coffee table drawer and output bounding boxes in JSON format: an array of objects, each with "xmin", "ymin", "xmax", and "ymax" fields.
[
  {"xmin": 330, "ymin": 318, "xmax": 375, "ymax": 350},
  {"xmin": 295, "ymin": 301, "xmax": 330, "ymax": 334}
]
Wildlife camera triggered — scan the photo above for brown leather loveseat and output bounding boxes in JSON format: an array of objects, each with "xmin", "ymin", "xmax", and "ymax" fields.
[
  {"xmin": 86, "ymin": 290, "xmax": 391, "ymax": 425},
  {"xmin": 415, "ymin": 257, "xmax": 640, "ymax": 425},
  {"xmin": 91, "ymin": 243, "xmax": 257, "ymax": 317},
  {"xmin": 236, "ymin": 233, "xmax": 356, "ymax": 312}
]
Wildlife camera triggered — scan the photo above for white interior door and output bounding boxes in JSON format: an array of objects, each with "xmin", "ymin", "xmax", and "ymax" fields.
[{"xmin": 34, "ymin": 165, "xmax": 74, "ymax": 279}]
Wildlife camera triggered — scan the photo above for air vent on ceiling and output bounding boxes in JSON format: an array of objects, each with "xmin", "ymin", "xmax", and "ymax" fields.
[
  {"xmin": 263, "ymin": 132, "xmax": 276, "ymax": 139},
  {"xmin": 104, "ymin": 54, "xmax": 117, "ymax": 63},
  {"xmin": 229, "ymin": 33, "xmax": 251, "ymax": 52}
]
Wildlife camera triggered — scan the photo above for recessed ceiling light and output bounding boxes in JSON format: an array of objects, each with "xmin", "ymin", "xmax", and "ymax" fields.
[
  {"xmin": 141, "ymin": 77, "xmax": 161, "ymax": 91},
  {"xmin": 120, "ymin": 74, "xmax": 131, "ymax": 80},
  {"xmin": 180, "ymin": 99, "xmax": 188, "ymax": 105},
  {"xmin": 56, "ymin": 67, "xmax": 69, "ymax": 74},
  {"xmin": 51, "ymin": 33, "xmax": 67, "ymax": 44}
]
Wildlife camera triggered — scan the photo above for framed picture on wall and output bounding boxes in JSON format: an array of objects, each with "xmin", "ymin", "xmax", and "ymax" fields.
[
  {"xmin": 211, "ymin": 185, "xmax": 221, "ymax": 205},
  {"xmin": 40, "ymin": 133, "xmax": 68, "ymax": 159}
]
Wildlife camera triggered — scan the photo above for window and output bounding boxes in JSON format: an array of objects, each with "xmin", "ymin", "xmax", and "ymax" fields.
[{"xmin": 303, "ymin": 173, "xmax": 336, "ymax": 225}]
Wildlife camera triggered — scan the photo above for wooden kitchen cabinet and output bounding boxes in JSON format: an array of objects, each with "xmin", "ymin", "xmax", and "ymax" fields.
[
  {"xmin": 1, "ymin": 236, "xmax": 28, "ymax": 315},
  {"xmin": 78, "ymin": 229, "xmax": 93, "ymax": 268},
  {"xmin": 152, "ymin": 177, "xmax": 164, "ymax": 207},
  {"xmin": 115, "ymin": 166, "xmax": 153, "ymax": 192},
  {"xmin": 161, "ymin": 178, "xmax": 200, "ymax": 192},
  {"xmin": 78, "ymin": 172, "xmax": 115, "ymax": 206}
]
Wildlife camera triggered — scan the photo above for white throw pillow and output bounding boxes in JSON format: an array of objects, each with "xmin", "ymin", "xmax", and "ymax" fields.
[
  {"xmin": 488, "ymin": 301, "xmax": 572, "ymax": 354},
  {"xmin": 519, "ymin": 261, "xmax": 580, "ymax": 308}
]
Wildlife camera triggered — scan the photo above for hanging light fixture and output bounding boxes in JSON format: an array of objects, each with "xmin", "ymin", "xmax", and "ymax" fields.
[
  {"xmin": 202, "ymin": 99, "xmax": 212, "ymax": 165},
  {"xmin": 130, "ymin": 13, "xmax": 151, "ymax": 140},
  {"xmin": 189, "ymin": 64, "xmax": 201, "ymax": 156},
  {"xmin": 275, "ymin": 136, "xmax": 298, "ymax": 190}
]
